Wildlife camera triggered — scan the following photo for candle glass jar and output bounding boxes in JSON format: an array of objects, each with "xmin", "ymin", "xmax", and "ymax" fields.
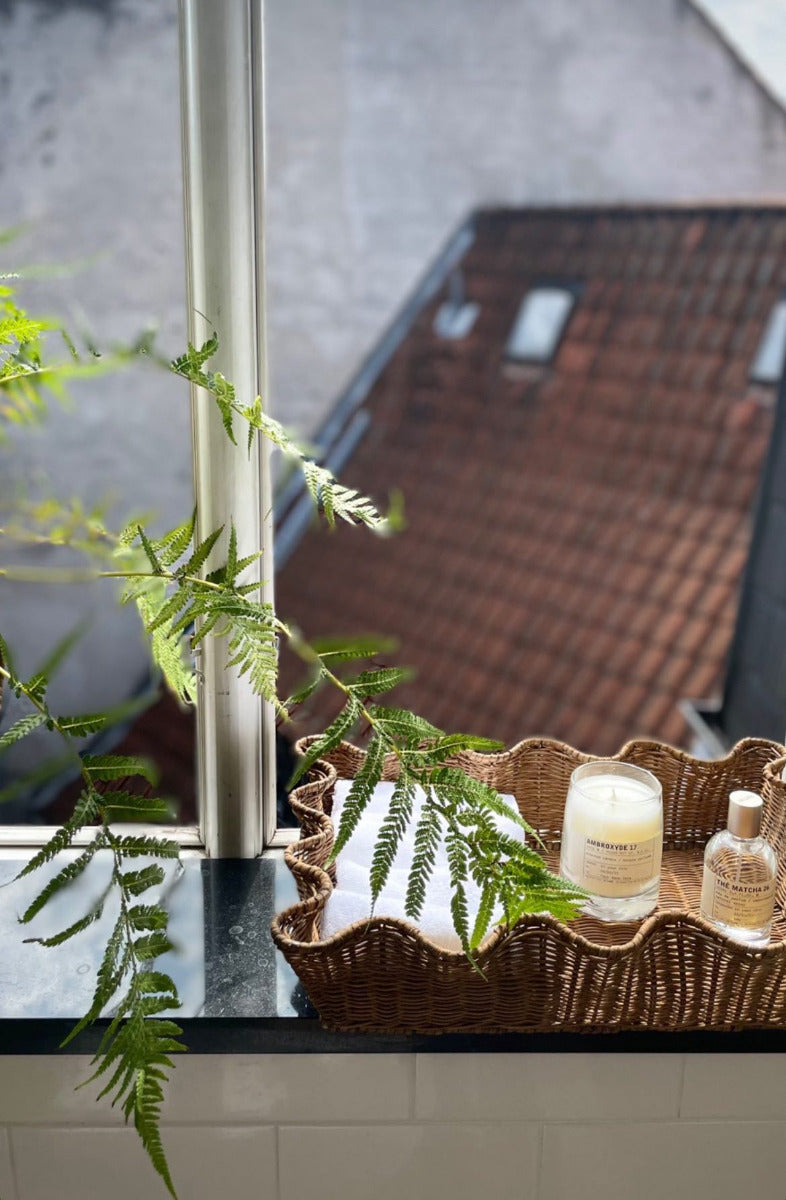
[{"xmin": 560, "ymin": 760, "xmax": 663, "ymax": 921}]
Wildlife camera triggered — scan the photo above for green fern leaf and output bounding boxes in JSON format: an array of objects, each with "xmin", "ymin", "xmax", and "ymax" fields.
[
  {"xmin": 289, "ymin": 699, "xmax": 361, "ymax": 788},
  {"xmin": 133, "ymin": 931, "xmax": 175, "ymax": 959},
  {"xmin": 369, "ymin": 705, "xmax": 441, "ymax": 744},
  {"xmin": 115, "ymin": 836, "xmax": 180, "ymax": 860},
  {"xmin": 101, "ymin": 792, "xmax": 175, "ymax": 822},
  {"xmin": 310, "ymin": 633, "xmax": 397, "ymax": 661},
  {"xmin": 61, "ymin": 915, "xmax": 127, "ymax": 1047},
  {"xmin": 347, "ymin": 666, "xmax": 412, "ymax": 698},
  {"xmin": 330, "ymin": 732, "xmax": 387, "ymax": 860},
  {"xmin": 82, "ymin": 754, "xmax": 159, "ymax": 785},
  {"xmin": 15, "ymin": 789, "xmax": 100, "ymax": 879},
  {"xmin": 136, "ymin": 525, "xmax": 163, "ymax": 574},
  {"xmin": 20, "ymin": 835, "xmax": 106, "ymax": 924},
  {"xmin": 404, "ymin": 802, "xmax": 442, "ymax": 920},
  {"xmin": 181, "ymin": 526, "xmax": 224, "ymax": 577},
  {"xmin": 206, "ymin": 371, "xmax": 236, "ymax": 444},
  {"xmin": 153, "ymin": 512, "xmax": 196, "ymax": 568},
  {"xmin": 369, "ymin": 773, "xmax": 416, "ymax": 904},
  {"xmin": 445, "ymin": 829, "xmax": 470, "ymax": 952},
  {"xmin": 55, "ymin": 712, "xmax": 110, "ymax": 738},
  {"xmin": 0, "ymin": 711, "xmax": 46, "ymax": 749},
  {"xmin": 24, "ymin": 886, "xmax": 111, "ymax": 947},
  {"xmin": 469, "ymin": 882, "xmax": 498, "ymax": 950},
  {"xmin": 119, "ymin": 865, "xmax": 166, "ymax": 897}
]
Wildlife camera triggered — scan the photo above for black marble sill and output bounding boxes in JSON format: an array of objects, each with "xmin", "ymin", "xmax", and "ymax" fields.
[{"xmin": 2, "ymin": 854, "xmax": 786, "ymax": 1055}]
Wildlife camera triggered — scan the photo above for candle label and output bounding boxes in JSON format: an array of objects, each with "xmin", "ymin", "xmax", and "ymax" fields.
[
  {"xmin": 700, "ymin": 869, "xmax": 776, "ymax": 928},
  {"xmin": 570, "ymin": 834, "xmax": 662, "ymax": 896}
]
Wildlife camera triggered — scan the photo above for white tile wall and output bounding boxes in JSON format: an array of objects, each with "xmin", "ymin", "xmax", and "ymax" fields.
[
  {"xmin": 278, "ymin": 1123, "xmax": 538, "ymax": 1200},
  {"xmin": 11, "ymin": 1126, "xmax": 276, "ymax": 1200},
  {"xmin": 540, "ymin": 1120, "xmax": 786, "ymax": 1200},
  {"xmin": 681, "ymin": 1053, "xmax": 786, "ymax": 1119},
  {"xmin": 0, "ymin": 1128, "xmax": 17, "ymax": 1200},
  {"xmin": 3, "ymin": 1053, "xmax": 786, "ymax": 1200},
  {"xmin": 0, "ymin": 1054, "xmax": 413, "ymax": 1125},
  {"xmin": 163, "ymin": 1053, "xmax": 414, "ymax": 1123},
  {"xmin": 415, "ymin": 1053, "xmax": 682, "ymax": 1121},
  {"xmin": 0, "ymin": 1057, "xmax": 123, "ymax": 1126}
]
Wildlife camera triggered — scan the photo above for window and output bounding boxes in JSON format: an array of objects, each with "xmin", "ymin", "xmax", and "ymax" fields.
[
  {"xmin": 750, "ymin": 298, "xmax": 786, "ymax": 385},
  {"xmin": 504, "ymin": 287, "xmax": 576, "ymax": 364}
]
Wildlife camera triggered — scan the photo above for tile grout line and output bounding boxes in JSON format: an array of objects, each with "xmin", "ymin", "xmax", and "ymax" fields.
[
  {"xmin": 535, "ymin": 1121, "xmax": 545, "ymax": 1200},
  {"xmin": 677, "ymin": 1053, "xmax": 687, "ymax": 1118},
  {"xmin": 13, "ymin": 1113, "xmax": 783, "ymax": 1129},
  {"xmin": 4, "ymin": 1126, "xmax": 20, "ymax": 1200},
  {"xmin": 274, "ymin": 1124, "xmax": 282, "ymax": 1200}
]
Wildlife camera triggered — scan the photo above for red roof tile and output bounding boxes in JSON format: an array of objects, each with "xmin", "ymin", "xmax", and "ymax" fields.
[{"xmin": 276, "ymin": 207, "xmax": 783, "ymax": 757}]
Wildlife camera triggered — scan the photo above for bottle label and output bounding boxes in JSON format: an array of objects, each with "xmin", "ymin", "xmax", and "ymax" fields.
[
  {"xmin": 700, "ymin": 868, "xmax": 776, "ymax": 929},
  {"xmin": 567, "ymin": 834, "xmax": 662, "ymax": 897}
]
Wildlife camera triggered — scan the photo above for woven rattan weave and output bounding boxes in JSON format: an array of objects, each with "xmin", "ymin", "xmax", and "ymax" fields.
[{"xmin": 271, "ymin": 736, "xmax": 786, "ymax": 1033}]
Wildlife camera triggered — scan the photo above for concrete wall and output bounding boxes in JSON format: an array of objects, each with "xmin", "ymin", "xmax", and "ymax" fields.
[
  {"xmin": 1, "ymin": 1052, "xmax": 786, "ymax": 1198},
  {"xmin": 2, "ymin": 0, "xmax": 786, "ymax": 772}
]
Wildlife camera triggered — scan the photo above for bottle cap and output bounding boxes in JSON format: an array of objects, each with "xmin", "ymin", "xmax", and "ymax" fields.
[{"xmin": 728, "ymin": 790, "xmax": 763, "ymax": 839}]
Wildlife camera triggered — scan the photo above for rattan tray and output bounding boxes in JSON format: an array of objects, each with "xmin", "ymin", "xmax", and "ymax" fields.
[{"xmin": 271, "ymin": 736, "xmax": 786, "ymax": 1034}]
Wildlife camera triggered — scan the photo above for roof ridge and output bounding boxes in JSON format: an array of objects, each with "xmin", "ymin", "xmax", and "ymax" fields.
[
  {"xmin": 687, "ymin": 0, "xmax": 786, "ymax": 122},
  {"xmin": 476, "ymin": 201, "xmax": 786, "ymax": 219}
]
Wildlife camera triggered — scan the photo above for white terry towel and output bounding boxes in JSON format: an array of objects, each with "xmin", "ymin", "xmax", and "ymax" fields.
[
  {"xmin": 322, "ymin": 779, "xmax": 521, "ymax": 949},
  {"xmin": 330, "ymin": 779, "xmax": 524, "ymax": 850},
  {"xmin": 321, "ymin": 890, "xmax": 473, "ymax": 953}
]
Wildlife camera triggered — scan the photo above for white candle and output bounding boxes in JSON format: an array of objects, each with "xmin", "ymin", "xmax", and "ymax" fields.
[{"xmin": 560, "ymin": 761, "xmax": 663, "ymax": 920}]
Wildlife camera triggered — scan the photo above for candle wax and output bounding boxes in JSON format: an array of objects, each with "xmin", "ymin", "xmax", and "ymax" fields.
[{"xmin": 561, "ymin": 773, "xmax": 663, "ymax": 899}]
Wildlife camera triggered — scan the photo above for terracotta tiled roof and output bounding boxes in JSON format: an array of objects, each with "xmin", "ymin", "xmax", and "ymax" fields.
[{"xmin": 275, "ymin": 207, "xmax": 783, "ymax": 756}]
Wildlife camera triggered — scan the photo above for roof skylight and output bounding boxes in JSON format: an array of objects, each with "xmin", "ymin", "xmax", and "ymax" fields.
[
  {"xmin": 505, "ymin": 287, "xmax": 575, "ymax": 364},
  {"xmin": 750, "ymin": 299, "xmax": 786, "ymax": 385}
]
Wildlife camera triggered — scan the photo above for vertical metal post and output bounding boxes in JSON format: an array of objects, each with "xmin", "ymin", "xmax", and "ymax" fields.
[{"xmin": 179, "ymin": 0, "xmax": 273, "ymax": 856}]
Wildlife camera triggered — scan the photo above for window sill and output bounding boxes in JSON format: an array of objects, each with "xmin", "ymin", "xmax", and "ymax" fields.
[{"xmin": 2, "ymin": 854, "xmax": 786, "ymax": 1055}]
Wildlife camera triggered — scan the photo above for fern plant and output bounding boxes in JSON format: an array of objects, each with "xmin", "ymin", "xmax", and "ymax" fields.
[{"xmin": 0, "ymin": 271, "xmax": 584, "ymax": 1196}]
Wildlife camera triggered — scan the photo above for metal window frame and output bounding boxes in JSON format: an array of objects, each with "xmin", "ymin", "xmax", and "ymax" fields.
[
  {"xmin": 0, "ymin": 2, "xmax": 277, "ymax": 856},
  {"xmin": 179, "ymin": 0, "xmax": 276, "ymax": 858}
]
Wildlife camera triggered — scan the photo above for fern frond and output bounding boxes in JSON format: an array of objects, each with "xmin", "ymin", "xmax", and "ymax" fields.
[
  {"xmin": 404, "ymin": 801, "xmax": 442, "ymax": 920},
  {"xmin": 369, "ymin": 773, "xmax": 415, "ymax": 904},
  {"xmin": 470, "ymin": 882, "xmax": 498, "ymax": 950},
  {"xmin": 24, "ymin": 885, "xmax": 111, "ymax": 948},
  {"xmin": 100, "ymin": 793, "xmax": 175, "ymax": 823},
  {"xmin": 19, "ymin": 835, "xmax": 106, "ymax": 923},
  {"xmin": 82, "ymin": 754, "xmax": 159, "ymax": 785},
  {"xmin": 0, "ymin": 711, "xmax": 46, "ymax": 749},
  {"xmin": 347, "ymin": 666, "xmax": 412, "ymax": 698},
  {"xmin": 445, "ymin": 828, "xmax": 470, "ymax": 953},
  {"xmin": 15, "ymin": 788, "xmax": 100, "ymax": 878},
  {"xmin": 331, "ymin": 731, "xmax": 386, "ymax": 860},
  {"xmin": 180, "ymin": 526, "xmax": 223, "ymax": 578},
  {"xmin": 289, "ymin": 699, "xmax": 362, "ymax": 789}
]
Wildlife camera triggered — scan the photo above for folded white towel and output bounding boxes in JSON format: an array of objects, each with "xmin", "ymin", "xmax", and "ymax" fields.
[
  {"xmin": 331, "ymin": 779, "xmax": 523, "ymax": 853},
  {"xmin": 321, "ymin": 890, "xmax": 469, "ymax": 952},
  {"xmin": 324, "ymin": 778, "xmax": 520, "ymax": 949}
]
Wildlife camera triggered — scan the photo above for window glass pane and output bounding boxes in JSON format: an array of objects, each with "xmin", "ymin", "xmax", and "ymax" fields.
[
  {"xmin": 505, "ymin": 289, "xmax": 575, "ymax": 363},
  {"xmin": 750, "ymin": 299, "xmax": 786, "ymax": 384},
  {"xmin": 0, "ymin": 0, "xmax": 194, "ymax": 826},
  {"xmin": 268, "ymin": 0, "xmax": 786, "ymax": 822}
]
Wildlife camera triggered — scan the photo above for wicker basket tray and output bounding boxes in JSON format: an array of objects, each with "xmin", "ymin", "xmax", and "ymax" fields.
[{"xmin": 271, "ymin": 736, "xmax": 786, "ymax": 1034}]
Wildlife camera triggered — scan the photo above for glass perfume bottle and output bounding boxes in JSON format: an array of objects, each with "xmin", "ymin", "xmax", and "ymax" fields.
[{"xmin": 700, "ymin": 790, "xmax": 778, "ymax": 948}]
